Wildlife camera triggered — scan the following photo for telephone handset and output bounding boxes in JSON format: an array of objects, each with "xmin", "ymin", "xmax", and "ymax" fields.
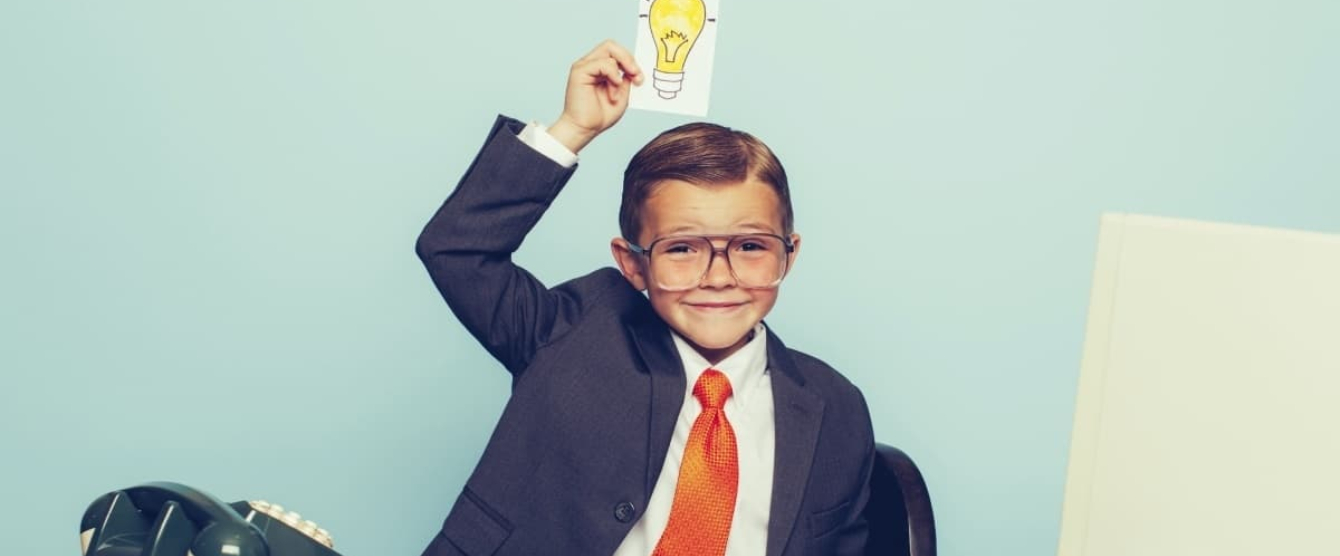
[{"xmin": 81, "ymin": 481, "xmax": 341, "ymax": 556}]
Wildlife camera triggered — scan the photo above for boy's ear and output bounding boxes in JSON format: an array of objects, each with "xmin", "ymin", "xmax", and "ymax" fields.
[
  {"xmin": 787, "ymin": 232, "xmax": 802, "ymax": 269},
  {"xmin": 610, "ymin": 238, "xmax": 649, "ymax": 291}
]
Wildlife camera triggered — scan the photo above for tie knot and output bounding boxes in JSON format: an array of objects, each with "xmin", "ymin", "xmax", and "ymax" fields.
[{"xmin": 693, "ymin": 369, "xmax": 733, "ymax": 410}]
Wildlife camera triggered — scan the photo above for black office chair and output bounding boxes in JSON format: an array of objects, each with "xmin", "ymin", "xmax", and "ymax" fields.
[{"xmin": 864, "ymin": 443, "xmax": 936, "ymax": 556}]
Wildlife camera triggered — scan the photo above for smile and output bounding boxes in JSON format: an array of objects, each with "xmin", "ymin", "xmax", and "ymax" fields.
[{"xmin": 685, "ymin": 302, "xmax": 747, "ymax": 312}]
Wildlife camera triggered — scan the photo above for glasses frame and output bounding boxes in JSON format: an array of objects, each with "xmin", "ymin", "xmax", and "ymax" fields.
[{"xmin": 626, "ymin": 233, "xmax": 797, "ymax": 292}]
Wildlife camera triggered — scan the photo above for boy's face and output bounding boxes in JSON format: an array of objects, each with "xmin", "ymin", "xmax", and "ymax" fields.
[{"xmin": 611, "ymin": 178, "xmax": 801, "ymax": 363}]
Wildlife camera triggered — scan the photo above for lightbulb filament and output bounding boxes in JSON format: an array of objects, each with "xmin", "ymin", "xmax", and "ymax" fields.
[{"xmin": 660, "ymin": 31, "xmax": 690, "ymax": 63}]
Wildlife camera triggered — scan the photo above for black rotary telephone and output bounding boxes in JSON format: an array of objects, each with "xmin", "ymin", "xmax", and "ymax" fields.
[{"xmin": 80, "ymin": 482, "xmax": 343, "ymax": 556}]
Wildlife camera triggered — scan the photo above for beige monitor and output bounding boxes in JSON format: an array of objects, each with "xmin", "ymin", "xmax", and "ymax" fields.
[{"xmin": 1058, "ymin": 214, "xmax": 1340, "ymax": 556}]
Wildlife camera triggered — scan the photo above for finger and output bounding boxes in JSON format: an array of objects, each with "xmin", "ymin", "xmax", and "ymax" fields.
[
  {"xmin": 581, "ymin": 40, "xmax": 644, "ymax": 84},
  {"xmin": 607, "ymin": 73, "xmax": 629, "ymax": 106},
  {"xmin": 570, "ymin": 57, "xmax": 620, "ymax": 90},
  {"xmin": 614, "ymin": 79, "xmax": 633, "ymax": 106},
  {"xmin": 587, "ymin": 57, "xmax": 624, "ymax": 86},
  {"xmin": 599, "ymin": 40, "xmax": 643, "ymax": 82}
]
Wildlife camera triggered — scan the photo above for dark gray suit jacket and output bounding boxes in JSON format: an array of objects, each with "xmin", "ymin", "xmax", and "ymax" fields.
[{"xmin": 415, "ymin": 116, "xmax": 875, "ymax": 556}]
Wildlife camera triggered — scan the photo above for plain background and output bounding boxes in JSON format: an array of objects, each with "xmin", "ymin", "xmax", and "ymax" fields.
[{"xmin": 1, "ymin": 1, "xmax": 1337, "ymax": 555}]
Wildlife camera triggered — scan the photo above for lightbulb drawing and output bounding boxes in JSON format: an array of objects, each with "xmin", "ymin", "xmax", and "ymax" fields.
[{"xmin": 648, "ymin": 0, "xmax": 707, "ymax": 99}]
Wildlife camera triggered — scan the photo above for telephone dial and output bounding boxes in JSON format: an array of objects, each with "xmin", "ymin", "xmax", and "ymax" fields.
[{"xmin": 80, "ymin": 482, "xmax": 343, "ymax": 556}]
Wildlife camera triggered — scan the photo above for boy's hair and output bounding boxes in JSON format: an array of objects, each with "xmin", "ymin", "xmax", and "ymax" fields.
[{"xmin": 620, "ymin": 122, "xmax": 793, "ymax": 243}]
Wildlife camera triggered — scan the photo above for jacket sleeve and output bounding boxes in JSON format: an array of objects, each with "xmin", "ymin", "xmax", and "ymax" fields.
[{"xmin": 415, "ymin": 115, "xmax": 620, "ymax": 376}]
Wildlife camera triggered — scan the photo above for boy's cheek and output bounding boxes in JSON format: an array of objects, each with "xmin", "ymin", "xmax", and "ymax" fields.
[{"xmin": 662, "ymin": 302, "xmax": 768, "ymax": 342}]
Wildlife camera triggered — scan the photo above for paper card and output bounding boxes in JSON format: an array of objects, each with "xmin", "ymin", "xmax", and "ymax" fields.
[{"xmin": 630, "ymin": 0, "xmax": 721, "ymax": 117}]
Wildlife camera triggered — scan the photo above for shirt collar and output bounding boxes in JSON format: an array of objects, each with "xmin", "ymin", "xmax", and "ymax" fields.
[{"xmin": 669, "ymin": 322, "xmax": 770, "ymax": 410}]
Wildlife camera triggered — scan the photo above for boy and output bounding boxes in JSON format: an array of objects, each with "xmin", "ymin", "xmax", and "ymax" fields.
[{"xmin": 416, "ymin": 40, "xmax": 874, "ymax": 556}]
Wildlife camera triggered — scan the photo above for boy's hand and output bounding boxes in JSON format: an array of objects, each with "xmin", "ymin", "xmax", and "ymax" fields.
[{"xmin": 549, "ymin": 40, "xmax": 643, "ymax": 154}]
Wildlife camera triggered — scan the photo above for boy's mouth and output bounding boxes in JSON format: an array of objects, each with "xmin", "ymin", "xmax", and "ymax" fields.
[{"xmin": 685, "ymin": 301, "xmax": 747, "ymax": 311}]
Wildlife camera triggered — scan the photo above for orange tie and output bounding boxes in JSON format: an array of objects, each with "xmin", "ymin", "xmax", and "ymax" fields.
[{"xmin": 652, "ymin": 369, "xmax": 739, "ymax": 556}]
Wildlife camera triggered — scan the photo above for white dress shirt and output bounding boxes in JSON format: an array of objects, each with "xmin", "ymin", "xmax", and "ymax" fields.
[
  {"xmin": 517, "ymin": 122, "xmax": 776, "ymax": 555},
  {"xmin": 517, "ymin": 121, "xmax": 580, "ymax": 167},
  {"xmin": 612, "ymin": 322, "xmax": 775, "ymax": 556}
]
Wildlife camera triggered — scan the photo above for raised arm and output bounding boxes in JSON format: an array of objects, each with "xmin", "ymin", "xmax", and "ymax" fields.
[{"xmin": 414, "ymin": 41, "xmax": 642, "ymax": 375}]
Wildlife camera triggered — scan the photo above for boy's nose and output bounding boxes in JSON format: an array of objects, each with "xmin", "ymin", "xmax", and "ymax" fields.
[{"xmin": 700, "ymin": 250, "xmax": 737, "ymax": 288}]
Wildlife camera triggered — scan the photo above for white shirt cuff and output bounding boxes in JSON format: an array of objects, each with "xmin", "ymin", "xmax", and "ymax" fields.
[{"xmin": 517, "ymin": 121, "xmax": 579, "ymax": 168}]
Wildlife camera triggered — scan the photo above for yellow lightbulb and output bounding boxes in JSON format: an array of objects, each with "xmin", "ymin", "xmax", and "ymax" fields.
[{"xmin": 648, "ymin": 0, "xmax": 706, "ymax": 99}]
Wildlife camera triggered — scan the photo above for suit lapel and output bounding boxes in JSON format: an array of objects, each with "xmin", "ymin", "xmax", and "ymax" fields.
[
  {"xmin": 627, "ymin": 311, "xmax": 824, "ymax": 556},
  {"xmin": 765, "ymin": 330, "xmax": 824, "ymax": 556},
  {"xmin": 625, "ymin": 306, "xmax": 686, "ymax": 497}
]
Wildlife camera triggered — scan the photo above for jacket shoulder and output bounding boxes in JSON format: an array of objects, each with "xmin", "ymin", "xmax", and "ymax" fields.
[
  {"xmin": 787, "ymin": 349, "xmax": 862, "ymax": 395},
  {"xmin": 785, "ymin": 348, "xmax": 873, "ymax": 425}
]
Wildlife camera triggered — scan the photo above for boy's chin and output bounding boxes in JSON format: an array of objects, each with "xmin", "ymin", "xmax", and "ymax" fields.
[{"xmin": 676, "ymin": 326, "xmax": 758, "ymax": 356}]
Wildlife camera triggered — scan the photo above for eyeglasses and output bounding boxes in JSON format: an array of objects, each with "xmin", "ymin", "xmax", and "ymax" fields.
[{"xmin": 627, "ymin": 233, "xmax": 795, "ymax": 291}]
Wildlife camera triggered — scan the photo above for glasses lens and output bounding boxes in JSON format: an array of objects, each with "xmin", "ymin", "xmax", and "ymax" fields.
[
  {"xmin": 728, "ymin": 235, "xmax": 787, "ymax": 287},
  {"xmin": 650, "ymin": 237, "xmax": 712, "ymax": 290},
  {"xmin": 648, "ymin": 235, "xmax": 789, "ymax": 290}
]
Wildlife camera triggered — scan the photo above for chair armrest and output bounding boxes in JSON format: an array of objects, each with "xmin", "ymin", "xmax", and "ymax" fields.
[{"xmin": 866, "ymin": 443, "xmax": 937, "ymax": 556}]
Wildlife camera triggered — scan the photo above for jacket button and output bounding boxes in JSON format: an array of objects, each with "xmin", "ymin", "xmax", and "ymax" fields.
[{"xmin": 614, "ymin": 502, "xmax": 636, "ymax": 523}]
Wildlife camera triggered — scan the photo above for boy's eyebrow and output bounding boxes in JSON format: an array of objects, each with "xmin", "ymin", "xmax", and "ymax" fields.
[
  {"xmin": 733, "ymin": 222, "xmax": 778, "ymax": 233},
  {"xmin": 659, "ymin": 222, "xmax": 779, "ymax": 236}
]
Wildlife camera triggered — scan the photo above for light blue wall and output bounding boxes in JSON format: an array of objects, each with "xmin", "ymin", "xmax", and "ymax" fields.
[{"xmin": 2, "ymin": 1, "xmax": 1337, "ymax": 554}]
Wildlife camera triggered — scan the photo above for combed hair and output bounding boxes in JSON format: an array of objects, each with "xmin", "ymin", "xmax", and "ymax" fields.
[{"xmin": 620, "ymin": 122, "xmax": 793, "ymax": 243}]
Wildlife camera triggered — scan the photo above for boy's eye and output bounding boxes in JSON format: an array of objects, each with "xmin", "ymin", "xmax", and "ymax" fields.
[
  {"xmin": 733, "ymin": 236, "xmax": 775, "ymax": 252},
  {"xmin": 661, "ymin": 242, "xmax": 698, "ymax": 254}
]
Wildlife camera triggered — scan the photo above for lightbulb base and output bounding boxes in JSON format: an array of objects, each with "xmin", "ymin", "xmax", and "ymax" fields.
[{"xmin": 653, "ymin": 69, "xmax": 684, "ymax": 99}]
